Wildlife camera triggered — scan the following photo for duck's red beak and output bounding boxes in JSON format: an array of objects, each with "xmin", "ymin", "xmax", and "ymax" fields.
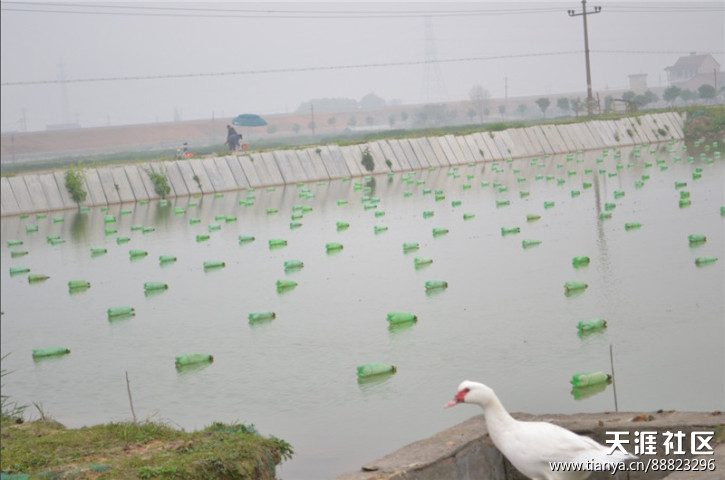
[{"xmin": 445, "ymin": 389, "xmax": 467, "ymax": 408}]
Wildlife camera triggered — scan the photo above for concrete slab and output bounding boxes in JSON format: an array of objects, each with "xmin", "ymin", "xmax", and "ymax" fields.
[
  {"xmin": 97, "ymin": 167, "xmax": 121, "ymax": 204},
  {"xmin": 417, "ymin": 137, "xmax": 441, "ymax": 168},
  {"xmin": 495, "ymin": 129, "xmax": 520, "ymax": 158},
  {"xmin": 661, "ymin": 112, "xmax": 684, "ymax": 139},
  {"xmin": 223, "ymin": 155, "xmax": 251, "ymax": 189},
  {"xmin": 300, "ymin": 147, "xmax": 332, "ymax": 181},
  {"xmin": 24, "ymin": 175, "xmax": 51, "ymax": 212},
  {"xmin": 188, "ymin": 157, "xmax": 216, "ymax": 193},
  {"xmin": 425, "ymin": 137, "xmax": 451, "ymax": 167},
  {"xmin": 588, "ymin": 121, "xmax": 614, "ymax": 148},
  {"xmin": 124, "ymin": 165, "xmax": 151, "ymax": 202},
  {"xmin": 164, "ymin": 161, "xmax": 190, "ymax": 198},
  {"xmin": 1, "ymin": 177, "xmax": 21, "ymax": 216},
  {"xmin": 510, "ymin": 128, "xmax": 535, "ymax": 157},
  {"xmin": 559, "ymin": 124, "xmax": 584, "ymax": 151},
  {"xmin": 384, "ymin": 140, "xmax": 413, "ymax": 172},
  {"xmin": 540, "ymin": 124, "xmax": 566, "ymax": 153},
  {"xmin": 174, "ymin": 160, "xmax": 201, "ymax": 196},
  {"xmin": 242, "ymin": 153, "xmax": 266, "ymax": 186},
  {"xmin": 255, "ymin": 151, "xmax": 285, "ymax": 186},
  {"xmin": 274, "ymin": 150, "xmax": 309, "ymax": 184},
  {"xmin": 322, "ymin": 145, "xmax": 353, "ymax": 178},
  {"xmin": 53, "ymin": 171, "xmax": 79, "ymax": 209},
  {"xmin": 471, "ymin": 132, "xmax": 499, "ymax": 161},
  {"xmin": 640, "ymin": 115, "xmax": 666, "ymax": 143},
  {"xmin": 37, "ymin": 172, "xmax": 67, "ymax": 211},
  {"xmin": 83, "ymin": 169, "xmax": 108, "ymax": 206},
  {"xmin": 367, "ymin": 141, "xmax": 393, "ymax": 173},
  {"xmin": 440, "ymin": 135, "xmax": 465, "ymax": 165},
  {"xmin": 339, "ymin": 144, "xmax": 366, "ymax": 177},
  {"xmin": 7, "ymin": 176, "xmax": 35, "ymax": 213},
  {"xmin": 462, "ymin": 134, "xmax": 485, "ymax": 162},
  {"xmin": 336, "ymin": 411, "xmax": 725, "ymax": 480},
  {"xmin": 200, "ymin": 157, "xmax": 225, "ymax": 191},
  {"xmin": 110, "ymin": 166, "xmax": 136, "ymax": 203},
  {"xmin": 399, "ymin": 139, "xmax": 423, "ymax": 170},
  {"xmin": 408, "ymin": 138, "xmax": 432, "ymax": 169},
  {"xmin": 211, "ymin": 156, "xmax": 239, "ymax": 191},
  {"xmin": 453, "ymin": 135, "xmax": 478, "ymax": 163},
  {"xmin": 491, "ymin": 131, "xmax": 513, "ymax": 159},
  {"xmin": 553, "ymin": 124, "xmax": 577, "ymax": 153}
]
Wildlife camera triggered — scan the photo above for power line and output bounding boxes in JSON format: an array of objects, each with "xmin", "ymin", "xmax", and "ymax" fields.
[
  {"xmin": 0, "ymin": 3, "xmax": 567, "ymax": 19},
  {"xmin": 1, "ymin": 51, "xmax": 581, "ymax": 86},
  {"xmin": 2, "ymin": 49, "xmax": 721, "ymax": 87},
  {"xmin": 2, "ymin": 2, "xmax": 720, "ymax": 18}
]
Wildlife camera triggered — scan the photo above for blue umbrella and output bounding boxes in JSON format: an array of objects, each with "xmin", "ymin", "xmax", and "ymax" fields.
[{"xmin": 232, "ymin": 114, "xmax": 267, "ymax": 127}]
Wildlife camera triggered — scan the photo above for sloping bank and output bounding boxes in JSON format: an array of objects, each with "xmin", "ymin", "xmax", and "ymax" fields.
[
  {"xmin": 334, "ymin": 411, "xmax": 724, "ymax": 480},
  {"xmin": 0, "ymin": 112, "xmax": 684, "ymax": 217}
]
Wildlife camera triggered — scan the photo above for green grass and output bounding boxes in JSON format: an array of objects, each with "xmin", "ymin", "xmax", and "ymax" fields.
[{"xmin": 1, "ymin": 419, "xmax": 293, "ymax": 480}]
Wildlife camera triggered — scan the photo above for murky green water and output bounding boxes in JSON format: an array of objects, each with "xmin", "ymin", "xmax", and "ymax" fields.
[{"xmin": 2, "ymin": 141, "xmax": 723, "ymax": 479}]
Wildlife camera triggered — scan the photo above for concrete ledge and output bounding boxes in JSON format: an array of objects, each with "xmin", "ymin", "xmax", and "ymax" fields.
[
  {"xmin": 335, "ymin": 411, "xmax": 724, "ymax": 480},
  {"xmin": 0, "ymin": 113, "xmax": 687, "ymax": 216}
]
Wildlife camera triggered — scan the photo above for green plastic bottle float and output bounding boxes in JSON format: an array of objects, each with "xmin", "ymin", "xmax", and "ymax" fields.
[
  {"xmin": 28, "ymin": 273, "xmax": 50, "ymax": 283},
  {"xmin": 522, "ymin": 239, "xmax": 541, "ymax": 249},
  {"xmin": 32, "ymin": 346, "xmax": 70, "ymax": 359},
  {"xmin": 196, "ymin": 234, "xmax": 210, "ymax": 242},
  {"xmin": 526, "ymin": 214, "xmax": 540, "ymax": 222},
  {"xmin": 325, "ymin": 242, "xmax": 343, "ymax": 252},
  {"xmin": 238, "ymin": 235, "xmax": 255, "ymax": 244},
  {"xmin": 576, "ymin": 318, "xmax": 607, "ymax": 332},
  {"xmin": 276, "ymin": 279, "xmax": 297, "ymax": 291},
  {"xmin": 357, "ymin": 362, "xmax": 396, "ymax": 378},
  {"xmin": 570, "ymin": 371, "xmax": 611, "ymax": 387},
  {"xmin": 129, "ymin": 249, "xmax": 148, "ymax": 258},
  {"xmin": 144, "ymin": 282, "xmax": 168, "ymax": 291},
  {"xmin": 624, "ymin": 222, "xmax": 642, "ymax": 231},
  {"xmin": 249, "ymin": 311, "xmax": 276, "ymax": 323},
  {"xmin": 7, "ymin": 240, "xmax": 23, "ymax": 247},
  {"xmin": 572, "ymin": 256, "xmax": 590, "ymax": 267},
  {"xmin": 203, "ymin": 260, "xmax": 225, "ymax": 270},
  {"xmin": 10, "ymin": 250, "xmax": 28, "ymax": 258},
  {"xmin": 564, "ymin": 281, "xmax": 588, "ymax": 292},
  {"xmin": 9, "ymin": 267, "xmax": 30, "ymax": 275},
  {"xmin": 107, "ymin": 306, "xmax": 135, "ymax": 318},
  {"xmin": 25, "ymin": 224, "xmax": 39, "ymax": 233},
  {"xmin": 402, "ymin": 242, "xmax": 419, "ymax": 252},
  {"xmin": 688, "ymin": 234, "xmax": 706, "ymax": 245},
  {"xmin": 269, "ymin": 238, "xmax": 287, "ymax": 248},
  {"xmin": 425, "ymin": 280, "xmax": 448, "ymax": 290},
  {"xmin": 159, "ymin": 255, "xmax": 177, "ymax": 264},
  {"xmin": 175, "ymin": 353, "xmax": 213, "ymax": 368},
  {"xmin": 501, "ymin": 226, "xmax": 520, "ymax": 236},
  {"xmin": 336, "ymin": 221, "xmax": 350, "ymax": 231},
  {"xmin": 695, "ymin": 256, "xmax": 718, "ymax": 266},
  {"xmin": 386, "ymin": 312, "xmax": 417, "ymax": 325},
  {"xmin": 284, "ymin": 259, "xmax": 304, "ymax": 270},
  {"xmin": 117, "ymin": 236, "xmax": 130, "ymax": 245},
  {"xmin": 432, "ymin": 228, "xmax": 449, "ymax": 236},
  {"xmin": 414, "ymin": 257, "xmax": 433, "ymax": 267},
  {"xmin": 90, "ymin": 247, "xmax": 107, "ymax": 256},
  {"xmin": 68, "ymin": 280, "xmax": 90, "ymax": 290}
]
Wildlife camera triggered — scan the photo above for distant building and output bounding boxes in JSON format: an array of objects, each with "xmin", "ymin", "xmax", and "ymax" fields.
[
  {"xmin": 628, "ymin": 74, "xmax": 648, "ymax": 93},
  {"xmin": 665, "ymin": 53, "xmax": 722, "ymax": 91}
]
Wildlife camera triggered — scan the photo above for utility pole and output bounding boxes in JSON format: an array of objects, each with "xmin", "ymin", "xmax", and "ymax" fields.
[{"xmin": 568, "ymin": 0, "xmax": 601, "ymax": 116}]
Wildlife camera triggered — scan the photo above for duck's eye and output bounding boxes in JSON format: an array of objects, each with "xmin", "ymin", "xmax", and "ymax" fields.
[{"xmin": 464, "ymin": 387, "xmax": 470, "ymax": 393}]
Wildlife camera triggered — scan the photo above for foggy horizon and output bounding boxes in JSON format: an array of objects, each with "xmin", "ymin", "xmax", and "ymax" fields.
[{"xmin": 1, "ymin": 1, "xmax": 723, "ymax": 133}]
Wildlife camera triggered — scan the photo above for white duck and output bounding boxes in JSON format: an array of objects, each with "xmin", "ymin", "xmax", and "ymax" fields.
[{"xmin": 446, "ymin": 380, "xmax": 637, "ymax": 480}]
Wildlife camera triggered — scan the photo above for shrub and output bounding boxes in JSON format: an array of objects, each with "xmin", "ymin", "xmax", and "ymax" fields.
[
  {"xmin": 361, "ymin": 147, "xmax": 374, "ymax": 172},
  {"xmin": 64, "ymin": 162, "xmax": 87, "ymax": 205},
  {"xmin": 145, "ymin": 167, "xmax": 171, "ymax": 198}
]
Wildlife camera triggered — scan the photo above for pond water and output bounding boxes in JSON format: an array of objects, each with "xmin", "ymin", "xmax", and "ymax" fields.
[{"xmin": 1, "ymin": 141, "xmax": 723, "ymax": 479}]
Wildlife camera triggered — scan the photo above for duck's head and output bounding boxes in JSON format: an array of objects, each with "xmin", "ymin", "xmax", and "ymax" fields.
[{"xmin": 445, "ymin": 380, "xmax": 495, "ymax": 408}]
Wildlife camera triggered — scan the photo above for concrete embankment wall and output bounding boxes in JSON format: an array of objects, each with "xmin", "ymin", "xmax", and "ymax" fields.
[
  {"xmin": 335, "ymin": 411, "xmax": 724, "ymax": 480},
  {"xmin": 0, "ymin": 112, "xmax": 685, "ymax": 217}
]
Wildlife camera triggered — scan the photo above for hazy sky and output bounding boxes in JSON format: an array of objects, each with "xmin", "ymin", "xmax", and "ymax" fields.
[{"xmin": 1, "ymin": 1, "xmax": 723, "ymax": 132}]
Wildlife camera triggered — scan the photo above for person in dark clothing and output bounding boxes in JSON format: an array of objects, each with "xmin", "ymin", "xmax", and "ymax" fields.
[{"xmin": 226, "ymin": 125, "xmax": 242, "ymax": 150}]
